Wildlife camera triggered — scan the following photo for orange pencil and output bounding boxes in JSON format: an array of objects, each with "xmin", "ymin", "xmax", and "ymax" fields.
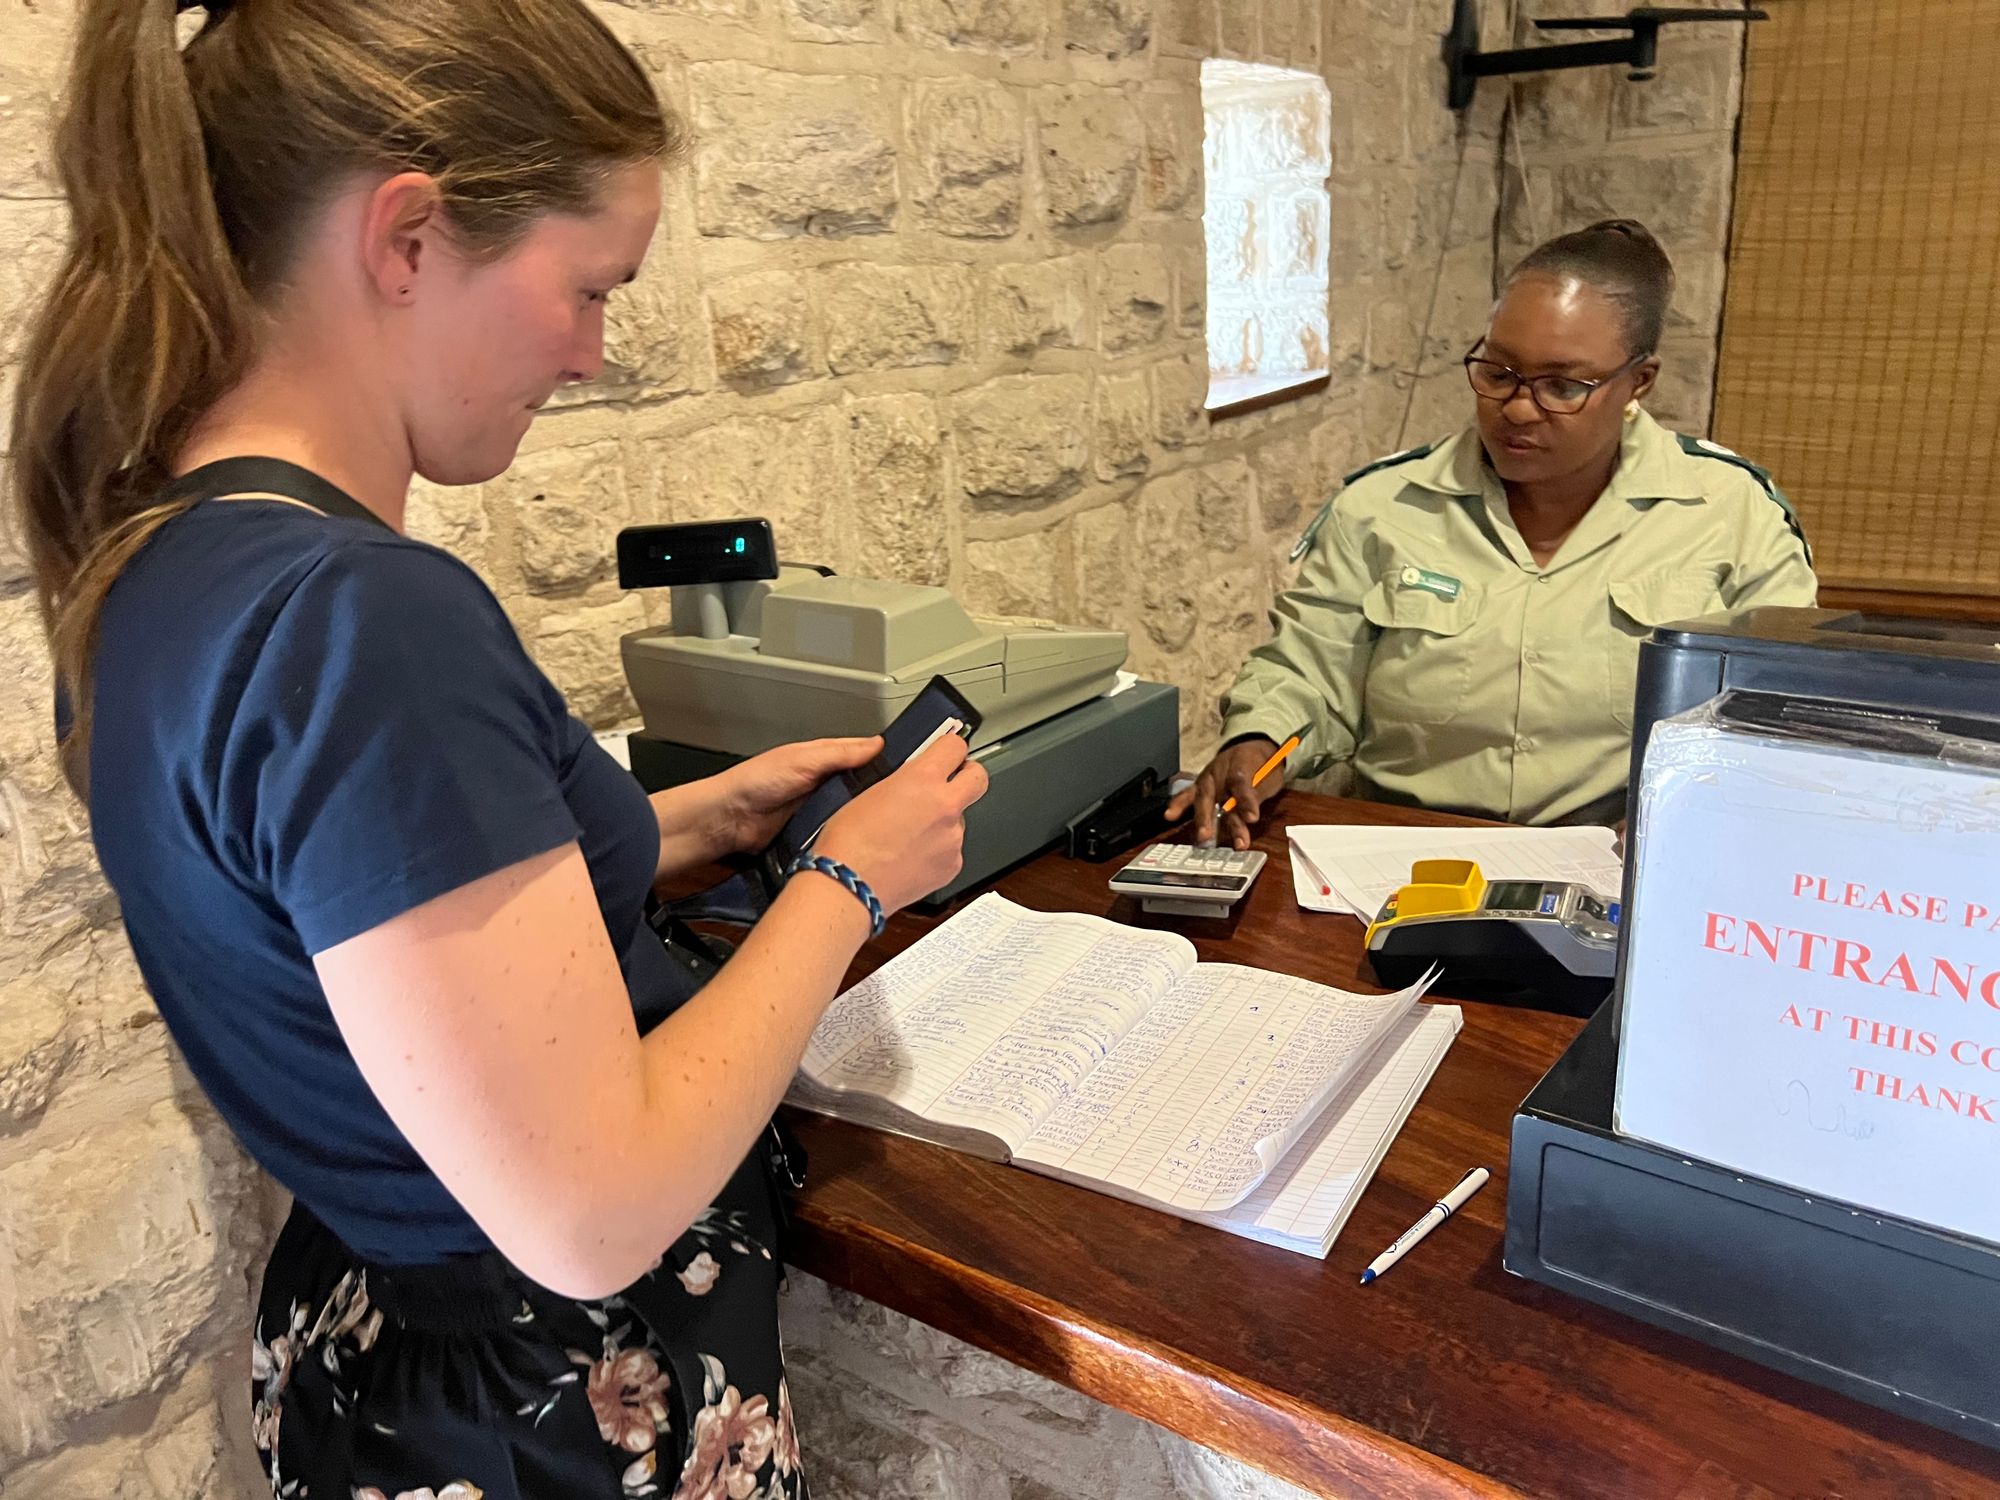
[{"xmin": 1217, "ymin": 726, "xmax": 1308, "ymax": 817}]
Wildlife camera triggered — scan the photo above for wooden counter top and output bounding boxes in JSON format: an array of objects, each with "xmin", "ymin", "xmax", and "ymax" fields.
[{"xmin": 783, "ymin": 794, "xmax": 1999, "ymax": 1498}]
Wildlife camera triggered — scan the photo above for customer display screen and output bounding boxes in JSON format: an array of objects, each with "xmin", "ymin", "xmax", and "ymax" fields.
[{"xmin": 1483, "ymin": 881, "xmax": 1544, "ymax": 912}]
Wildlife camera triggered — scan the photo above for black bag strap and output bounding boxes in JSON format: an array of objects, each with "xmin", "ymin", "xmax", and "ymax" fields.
[
  {"xmin": 56, "ymin": 458, "xmax": 391, "ymax": 744},
  {"xmin": 160, "ymin": 456, "xmax": 392, "ymax": 533}
]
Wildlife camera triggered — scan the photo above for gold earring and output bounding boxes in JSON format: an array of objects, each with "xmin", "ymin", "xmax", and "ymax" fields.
[{"xmin": 1624, "ymin": 399, "xmax": 1640, "ymax": 419}]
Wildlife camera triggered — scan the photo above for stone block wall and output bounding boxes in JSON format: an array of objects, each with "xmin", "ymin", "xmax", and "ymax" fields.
[
  {"xmin": 0, "ymin": 0, "xmax": 1741, "ymax": 1493},
  {"xmin": 781, "ymin": 1273, "xmax": 1318, "ymax": 1500},
  {"xmin": 1494, "ymin": 0, "xmax": 1749, "ymax": 434}
]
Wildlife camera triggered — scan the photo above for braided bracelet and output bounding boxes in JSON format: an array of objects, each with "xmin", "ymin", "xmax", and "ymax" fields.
[{"xmin": 786, "ymin": 854, "xmax": 886, "ymax": 937}]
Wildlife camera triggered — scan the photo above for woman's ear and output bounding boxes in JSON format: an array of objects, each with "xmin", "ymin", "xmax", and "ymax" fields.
[
  {"xmin": 1630, "ymin": 355, "xmax": 1661, "ymax": 404},
  {"xmin": 361, "ymin": 172, "xmax": 446, "ymax": 305}
]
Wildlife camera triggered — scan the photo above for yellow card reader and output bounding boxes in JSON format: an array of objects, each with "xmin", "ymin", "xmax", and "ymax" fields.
[{"xmin": 1364, "ymin": 860, "xmax": 1618, "ymax": 1017}]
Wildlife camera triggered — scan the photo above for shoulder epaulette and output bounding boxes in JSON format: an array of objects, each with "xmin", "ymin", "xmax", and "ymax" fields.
[
  {"xmin": 1676, "ymin": 433, "xmax": 1812, "ymax": 566},
  {"xmin": 1289, "ymin": 443, "xmax": 1437, "ymax": 563}
]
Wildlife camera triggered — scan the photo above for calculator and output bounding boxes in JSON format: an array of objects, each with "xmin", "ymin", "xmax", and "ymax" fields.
[{"xmin": 1108, "ymin": 844, "xmax": 1268, "ymax": 916}]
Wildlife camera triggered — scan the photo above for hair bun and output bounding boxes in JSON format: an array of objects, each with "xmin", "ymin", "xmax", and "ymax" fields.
[{"xmin": 1505, "ymin": 218, "xmax": 1676, "ymax": 356}]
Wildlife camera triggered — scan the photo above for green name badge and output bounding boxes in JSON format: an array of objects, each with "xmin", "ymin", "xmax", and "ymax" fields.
[{"xmin": 1398, "ymin": 565, "xmax": 1462, "ymax": 602}]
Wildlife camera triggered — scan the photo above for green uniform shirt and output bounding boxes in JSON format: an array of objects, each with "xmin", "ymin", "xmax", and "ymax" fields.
[{"xmin": 1219, "ymin": 410, "xmax": 1818, "ymax": 826}]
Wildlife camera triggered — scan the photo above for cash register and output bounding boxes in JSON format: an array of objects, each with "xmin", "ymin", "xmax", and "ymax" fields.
[
  {"xmin": 1507, "ymin": 606, "xmax": 2000, "ymax": 1453},
  {"xmin": 615, "ymin": 518, "xmax": 1180, "ymax": 903}
]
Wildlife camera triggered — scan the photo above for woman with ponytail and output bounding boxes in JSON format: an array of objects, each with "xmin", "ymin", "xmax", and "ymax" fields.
[
  {"xmin": 9, "ymin": 2, "xmax": 984, "ymax": 1494},
  {"xmin": 1175, "ymin": 219, "xmax": 1819, "ymax": 839}
]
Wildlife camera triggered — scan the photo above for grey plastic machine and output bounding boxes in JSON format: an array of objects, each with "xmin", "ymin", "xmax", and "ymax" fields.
[
  {"xmin": 616, "ymin": 519, "xmax": 1180, "ymax": 902},
  {"xmin": 624, "ymin": 565, "xmax": 1129, "ymax": 754}
]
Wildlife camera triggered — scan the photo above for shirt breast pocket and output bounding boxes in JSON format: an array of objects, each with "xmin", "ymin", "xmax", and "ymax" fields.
[
  {"xmin": 1607, "ymin": 564, "xmax": 1727, "ymax": 729},
  {"xmin": 1361, "ymin": 579, "xmax": 1484, "ymax": 728}
]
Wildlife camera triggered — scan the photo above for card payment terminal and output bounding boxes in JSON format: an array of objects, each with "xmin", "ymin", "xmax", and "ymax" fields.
[{"xmin": 1364, "ymin": 859, "xmax": 1618, "ymax": 1016}]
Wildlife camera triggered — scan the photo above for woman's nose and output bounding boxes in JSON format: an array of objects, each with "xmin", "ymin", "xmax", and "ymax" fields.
[
  {"xmin": 1502, "ymin": 384, "xmax": 1544, "ymax": 423},
  {"xmin": 566, "ymin": 323, "xmax": 607, "ymax": 386}
]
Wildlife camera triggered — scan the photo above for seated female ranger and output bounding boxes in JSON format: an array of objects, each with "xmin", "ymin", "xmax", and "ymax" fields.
[{"xmin": 1172, "ymin": 219, "xmax": 1817, "ymax": 845}]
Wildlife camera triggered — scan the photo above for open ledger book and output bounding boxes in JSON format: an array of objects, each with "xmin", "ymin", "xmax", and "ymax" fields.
[{"xmin": 789, "ymin": 895, "xmax": 1460, "ymax": 1256}]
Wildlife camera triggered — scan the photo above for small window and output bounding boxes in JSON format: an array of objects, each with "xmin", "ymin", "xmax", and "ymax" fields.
[{"xmin": 1201, "ymin": 60, "xmax": 1333, "ymax": 417}]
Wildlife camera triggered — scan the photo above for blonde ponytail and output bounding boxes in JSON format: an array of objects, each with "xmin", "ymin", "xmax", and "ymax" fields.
[{"xmin": 12, "ymin": 0, "xmax": 254, "ymax": 795}]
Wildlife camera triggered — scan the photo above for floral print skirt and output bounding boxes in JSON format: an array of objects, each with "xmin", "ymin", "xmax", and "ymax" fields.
[{"xmin": 251, "ymin": 1146, "xmax": 805, "ymax": 1500}]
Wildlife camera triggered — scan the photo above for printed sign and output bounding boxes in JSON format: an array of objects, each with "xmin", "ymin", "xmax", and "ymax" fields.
[{"xmin": 1616, "ymin": 714, "xmax": 2000, "ymax": 1246}]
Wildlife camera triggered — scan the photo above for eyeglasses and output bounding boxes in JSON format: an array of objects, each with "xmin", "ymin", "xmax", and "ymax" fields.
[{"xmin": 1462, "ymin": 342, "xmax": 1649, "ymax": 416}]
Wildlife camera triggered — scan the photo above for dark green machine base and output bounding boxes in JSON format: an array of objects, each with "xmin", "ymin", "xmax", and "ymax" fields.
[
  {"xmin": 1507, "ymin": 1005, "xmax": 2000, "ymax": 1451},
  {"xmin": 628, "ymin": 682, "xmax": 1180, "ymax": 907}
]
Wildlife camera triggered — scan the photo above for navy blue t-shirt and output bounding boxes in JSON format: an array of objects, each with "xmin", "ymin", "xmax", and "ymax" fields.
[{"xmin": 88, "ymin": 497, "xmax": 682, "ymax": 1263}]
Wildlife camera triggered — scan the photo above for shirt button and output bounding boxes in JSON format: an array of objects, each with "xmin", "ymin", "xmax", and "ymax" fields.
[
  {"xmin": 1536, "ymin": 574, "xmax": 1551, "ymax": 585},
  {"xmin": 1517, "ymin": 735, "xmax": 1536, "ymax": 752},
  {"xmin": 1524, "ymin": 649, "xmax": 1542, "ymax": 665}
]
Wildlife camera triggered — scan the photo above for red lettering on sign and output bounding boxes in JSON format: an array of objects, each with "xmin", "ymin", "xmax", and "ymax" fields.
[
  {"xmin": 1933, "ymin": 958, "xmax": 1974, "ymax": 1003},
  {"xmin": 1877, "ymin": 954, "xmax": 1920, "ymax": 993},
  {"xmin": 1832, "ymin": 939, "xmax": 1874, "ymax": 983}
]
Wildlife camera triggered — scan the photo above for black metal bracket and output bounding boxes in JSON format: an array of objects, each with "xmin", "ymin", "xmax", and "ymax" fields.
[{"xmin": 1443, "ymin": 3, "xmax": 1767, "ymax": 111}]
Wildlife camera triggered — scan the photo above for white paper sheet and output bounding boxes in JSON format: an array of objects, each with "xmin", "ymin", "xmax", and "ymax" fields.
[{"xmin": 1286, "ymin": 824, "xmax": 1623, "ymax": 921}]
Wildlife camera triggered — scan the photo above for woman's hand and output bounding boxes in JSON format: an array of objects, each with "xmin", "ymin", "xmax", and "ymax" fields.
[
  {"xmin": 652, "ymin": 737, "xmax": 882, "ymax": 879},
  {"xmin": 1165, "ymin": 736, "xmax": 1282, "ymax": 851},
  {"xmin": 815, "ymin": 733, "xmax": 989, "ymax": 916}
]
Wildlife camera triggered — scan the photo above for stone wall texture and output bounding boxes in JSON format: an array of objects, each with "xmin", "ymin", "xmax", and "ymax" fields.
[
  {"xmin": 1494, "ymin": 0, "xmax": 1748, "ymax": 434},
  {"xmin": 0, "ymin": 0, "xmax": 1742, "ymax": 1492},
  {"xmin": 782, "ymin": 1273, "xmax": 1320, "ymax": 1500}
]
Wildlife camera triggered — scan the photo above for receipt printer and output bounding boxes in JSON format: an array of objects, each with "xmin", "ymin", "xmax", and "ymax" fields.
[{"xmin": 1366, "ymin": 859, "xmax": 1617, "ymax": 1016}]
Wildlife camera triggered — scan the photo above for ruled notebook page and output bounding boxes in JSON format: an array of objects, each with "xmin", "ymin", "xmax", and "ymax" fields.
[
  {"xmin": 794, "ymin": 895, "xmax": 1196, "ymax": 1155},
  {"xmin": 1013, "ymin": 965, "xmax": 1426, "ymax": 1213},
  {"xmin": 1201, "ymin": 1005, "xmax": 1464, "ymax": 1255}
]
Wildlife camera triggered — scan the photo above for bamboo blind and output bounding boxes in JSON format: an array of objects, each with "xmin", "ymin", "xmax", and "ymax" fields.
[{"xmin": 1712, "ymin": 0, "xmax": 2000, "ymax": 600}]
